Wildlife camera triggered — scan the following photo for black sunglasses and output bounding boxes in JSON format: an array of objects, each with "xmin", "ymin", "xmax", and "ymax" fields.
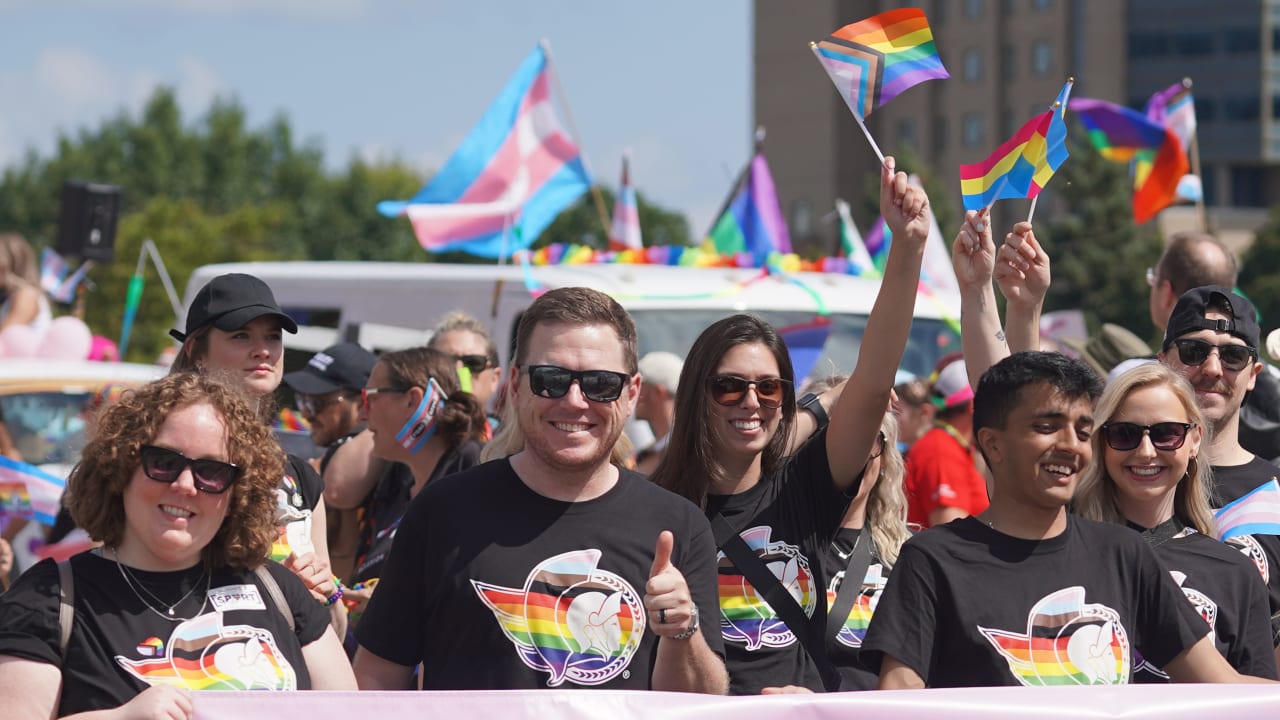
[
  {"xmin": 707, "ymin": 375, "xmax": 791, "ymax": 409},
  {"xmin": 455, "ymin": 354, "xmax": 497, "ymax": 374},
  {"xmin": 1172, "ymin": 339, "xmax": 1255, "ymax": 372},
  {"xmin": 1101, "ymin": 422, "xmax": 1194, "ymax": 452},
  {"xmin": 523, "ymin": 365, "xmax": 630, "ymax": 403},
  {"xmin": 139, "ymin": 445, "xmax": 241, "ymax": 495}
]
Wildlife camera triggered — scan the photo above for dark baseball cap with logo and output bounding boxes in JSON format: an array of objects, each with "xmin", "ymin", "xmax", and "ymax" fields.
[
  {"xmin": 170, "ymin": 273, "xmax": 298, "ymax": 343},
  {"xmin": 1162, "ymin": 285, "xmax": 1261, "ymax": 351},
  {"xmin": 284, "ymin": 342, "xmax": 377, "ymax": 395}
]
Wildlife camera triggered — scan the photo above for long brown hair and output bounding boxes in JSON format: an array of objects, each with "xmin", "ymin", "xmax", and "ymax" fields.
[{"xmin": 376, "ymin": 347, "xmax": 488, "ymax": 449}]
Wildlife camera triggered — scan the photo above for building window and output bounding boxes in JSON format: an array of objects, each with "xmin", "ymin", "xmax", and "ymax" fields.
[
  {"xmin": 963, "ymin": 47, "xmax": 984, "ymax": 82},
  {"xmin": 1001, "ymin": 109, "xmax": 1016, "ymax": 140},
  {"xmin": 1033, "ymin": 0, "xmax": 1053, "ymax": 10},
  {"xmin": 1223, "ymin": 28, "xmax": 1260, "ymax": 54},
  {"xmin": 1002, "ymin": 44, "xmax": 1017, "ymax": 81},
  {"xmin": 1032, "ymin": 40, "xmax": 1052, "ymax": 76},
  {"xmin": 1172, "ymin": 31, "xmax": 1214, "ymax": 55},
  {"xmin": 963, "ymin": 113, "xmax": 985, "ymax": 147},
  {"xmin": 1001, "ymin": 0, "xmax": 1015, "ymax": 16},
  {"xmin": 964, "ymin": 0, "xmax": 984, "ymax": 19},
  {"xmin": 933, "ymin": 0, "xmax": 947, "ymax": 26},
  {"xmin": 1231, "ymin": 166, "xmax": 1264, "ymax": 207},
  {"xmin": 1272, "ymin": 96, "xmax": 1280, "ymax": 117},
  {"xmin": 933, "ymin": 116, "xmax": 949, "ymax": 153},
  {"xmin": 1223, "ymin": 96, "xmax": 1260, "ymax": 121},
  {"xmin": 1129, "ymin": 33, "xmax": 1168, "ymax": 58},
  {"xmin": 1273, "ymin": 27, "xmax": 1280, "ymax": 51},
  {"xmin": 1198, "ymin": 97, "xmax": 1216, "ymax": 122},
  {"xmin": 790, "ymin": 199, "xmax": 813, "ymax": 239},
  {"xmin": 898, "ymin": 118, "xmax": 918, "ymax": 148}
]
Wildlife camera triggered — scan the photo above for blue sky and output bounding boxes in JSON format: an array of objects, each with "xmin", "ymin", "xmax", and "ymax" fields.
[{"xmin": 0, "ymin": 0, "xmax": 752, "ymax": 236}]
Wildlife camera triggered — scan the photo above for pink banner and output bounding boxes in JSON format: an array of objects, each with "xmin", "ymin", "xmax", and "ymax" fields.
[{"xmin": 192, "ymin": 686, "xmax": 1280, "ymax": 719}]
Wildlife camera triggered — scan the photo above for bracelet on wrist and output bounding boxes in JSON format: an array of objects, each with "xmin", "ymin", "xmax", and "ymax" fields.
[
  {"xmin": 671, "ymin": 605, "xmax": 700, "ymax": 640},
  {"xmin": 322, "ymin": 578, "xmax": 344, "ymax": 607}
]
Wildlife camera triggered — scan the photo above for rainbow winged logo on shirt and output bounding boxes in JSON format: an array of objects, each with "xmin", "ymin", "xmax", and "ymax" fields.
[
  {"xmin": 978, "ymin": 586, "xmax": 1130, "ymax": 685},
  {"xmin": 115, "ymin": 611, "xmax": 296, "ymax": 690},
  {"xmin": 827, "ymin": 562, "xmax": 886, "ymax": 648},
  {"xmin": 472, "ymin": 549, "xmax": 645, "ymax": 686},
  {"xmin": 717, "ymin": 525, "xmax": 817, "ymax": 651}
]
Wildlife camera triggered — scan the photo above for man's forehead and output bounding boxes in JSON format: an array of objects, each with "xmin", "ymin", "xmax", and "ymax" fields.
[
  {"xmin": 1174, "ymin": 323, "xmax": 1251, "ymax": 347},
  {"xmin": 1011, "ymin": 383, "xmax": 1095, "ymax": 421},
  {"xmin": 435, "ymin": 329, "xmax": 487, "ymax": 354}
]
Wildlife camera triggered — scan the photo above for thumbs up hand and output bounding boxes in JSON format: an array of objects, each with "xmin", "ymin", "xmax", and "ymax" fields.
[{"xmin": 645, "ymin": 530, "xmax": 697, "ymax": 639}]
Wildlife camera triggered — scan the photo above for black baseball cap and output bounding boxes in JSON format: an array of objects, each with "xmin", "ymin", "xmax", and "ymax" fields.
[
  {"xmin": 283, "ymin": 342, "xmax": 377, "ymax": 395},
  {"xmin": 1162, "ymin": 285, "xmax": 1260, "ymax": 351},
  {"xmin": 170, "ymin": 273, "xmax": 298, "ymax": 343}
]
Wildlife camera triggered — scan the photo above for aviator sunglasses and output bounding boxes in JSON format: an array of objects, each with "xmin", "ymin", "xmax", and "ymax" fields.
[
  {"xmin": 707, "ymin": 375, "xmax": 791, "ymax": 409},
  {"xmin": 1172, "ymin": 339, "xmax": 1255, "ymax": 372},
  {"xmin": 523, "ymin": 365, "xmax": 631, "ymax": 403},
  {"xmin": 1100, "ymin": 422, "xmax": 1194, "ymax": 452},
  {"xmin": 139, "ymin": 445, "xmax": 241, "ymax": 494}
]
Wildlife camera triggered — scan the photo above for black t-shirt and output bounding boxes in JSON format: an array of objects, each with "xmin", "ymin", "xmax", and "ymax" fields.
[
  {"xmin": 703, "ymin": 429, "xmax": 850, "ymax": 695},
  {"xmin": 0, "ymin": 553, "xmax": 329, "ymax": 715},
  {"xmin": 352, "ymin": 440, "xmax": 483, "ymax": 584},
  {"xmin": 1210, "ymin": 457, "xmax": 1280, "ymax": 643},
  {"xmin": 860, "ymin": 515, "xmax": 1208, "ymax": 687},
  {"xmin": 820, "ymin": 526, "xmax": 890, "ymax": 690},
  {"xmin": 1129, "ymin": 520, "xmax": 1277, "ymax": 681},
  {"xmin": 355, "ymin": 458, "xmax": 724, "ymax": 690}
]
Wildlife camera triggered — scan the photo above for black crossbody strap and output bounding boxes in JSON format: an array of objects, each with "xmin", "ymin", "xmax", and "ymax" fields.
[
  {"xmin": 824, "ymin": 533, "xmax": 874, "ymax": 643},
  {"xmin": 710, "ymin": 513, "xmax": 841, "ymax": 691}
]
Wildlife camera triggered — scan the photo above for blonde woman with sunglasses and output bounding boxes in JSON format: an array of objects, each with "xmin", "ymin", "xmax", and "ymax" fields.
[
  {"xmin": 1074, "ymin": 362, "xmax": 1276, "ymax": 680},
  {"xmin": 650, "ymin": 157, "xmax": 932, "ymax": 694}
]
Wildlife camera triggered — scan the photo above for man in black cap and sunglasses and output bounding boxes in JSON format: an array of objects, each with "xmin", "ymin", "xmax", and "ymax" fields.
[
  {"xmin": 1159, "ymin": 286, "xmax": 1280, "ymax": 644},
  {"xmin": 354, "ymin": 287, "xmax": 727, "ymax": 694}
]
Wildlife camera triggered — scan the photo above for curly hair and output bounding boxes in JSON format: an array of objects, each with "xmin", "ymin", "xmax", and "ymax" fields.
[
  {"xmin": 651, "ymin": 314, "xmax": 796, "ymax": 508},
  {"xmin": 64, "ymin": 372, "xmax": 284, "ymax": 570},
  {"xmin": 376, "ymin": 347, "xmax": 488, "ymax": 450},
  {"xmin": 1073, "ymin": 363, "xmax": 1215, "ymax": 535}
]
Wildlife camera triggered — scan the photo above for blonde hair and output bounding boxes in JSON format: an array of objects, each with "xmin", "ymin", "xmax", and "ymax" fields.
[
  {"xmin": 1074, "ymin": 363, "xmax": 1215, "ymax": 535},
  {"xmin": 866, "ymin": 412, "xmax": 911, "ymax": 567}
]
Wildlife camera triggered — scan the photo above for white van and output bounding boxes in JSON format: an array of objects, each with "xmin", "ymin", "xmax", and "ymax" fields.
[{"xmin": 181, "ymin": 261, "xmax": 962, "ymax": 383}]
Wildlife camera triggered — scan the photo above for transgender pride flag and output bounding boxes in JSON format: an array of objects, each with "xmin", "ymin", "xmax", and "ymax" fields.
[
  {"xmin": 378, "ymin": 44, "xmax": 591, "ymax": 258},
  {"xmin": 0, "ymin": 455, "xmax": 65, "ymax": 526},
  {"xmin": 609, "ymin": 151, "xmax": 642, "ymax": 251},
  {"xmin": 1215, "ymin": 479, "xmax": 1280, "ymax": 541}
]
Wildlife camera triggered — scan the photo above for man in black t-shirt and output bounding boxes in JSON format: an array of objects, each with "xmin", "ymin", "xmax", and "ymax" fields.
[
  {"xmin": 1158, "ymin": 286, "xmax": 1280, "ymax": 646},
  {"xmin": 862, "ymin": 352, "xmax": 1270, "ymax": 687},
  {"xmin": 352, "ymin": 287, "xmax": 727, "ymax": 693}
]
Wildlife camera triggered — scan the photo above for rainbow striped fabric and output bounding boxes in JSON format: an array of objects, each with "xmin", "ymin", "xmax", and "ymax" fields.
[
  {"xmin": 814, "ymin": 8, "xmax": 949, "ymax": 120},
  {"xmin": 959, "ymin": 81, "xmax": 1072, "ymax": 211},
  {"xmin": 1215, "ymin": 479, "xmax": 1280, "ymax": 541},
  {"xmin": 609, "ymin": 152, "xmax": 642, "ymax": 251}
]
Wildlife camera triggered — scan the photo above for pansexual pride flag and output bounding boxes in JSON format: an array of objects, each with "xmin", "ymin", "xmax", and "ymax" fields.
[
  {"xmin": 1069, "ymin": 97, "xmax": 1189, "ymax": 223},
  {"xmin": 813, "ymin": 8, "xmax": 949, "ymax": 120},
  {"xmin": 960, "ymin": 81, "xmax": 1072, "ymax": 211},
  {"xmin": 1215, "ymin": 479, "xmax": 1280, "ymax": 541},
  {"xmin": 378, "ymin": 44, "xmax": 590, "ymax": 258},
  {"xmin": 0, "ymin": 456, "xmax": 65, "ymax": 525},
  {"xmin": 609, "ymin": 151, "xmax": 642, "ymax": 251},
  {"xmin": 706, "ymin": 149, "xmax": 791, "ymax": 266}
]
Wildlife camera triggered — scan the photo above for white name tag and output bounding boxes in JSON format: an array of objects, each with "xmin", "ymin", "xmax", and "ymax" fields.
[{"xmin": 209, "ymin": 584, "xmax": 267, "ymax": 612}]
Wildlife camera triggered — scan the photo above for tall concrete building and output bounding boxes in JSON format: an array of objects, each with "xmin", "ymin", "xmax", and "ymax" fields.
[{"xmin": 755, "ymin": 0, "xmax": 1274, "ymax": 255}]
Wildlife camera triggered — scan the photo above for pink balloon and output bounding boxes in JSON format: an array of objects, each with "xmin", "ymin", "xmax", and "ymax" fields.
[
  {"xmin": 0, "ymin": 323, "xmax": 41, "ymax": 358},
  {"xmin": 38, "ymin": 316, "xmax": 93, "ymax": 361}
]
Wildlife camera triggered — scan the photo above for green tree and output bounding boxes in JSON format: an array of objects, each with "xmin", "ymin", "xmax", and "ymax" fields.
[
  {"xmin": 1239, "ymin": 208, "xmax": 1280, "ymax": 331},
  {"xmin": 538, "ymin": 186, "xmax": 691, "ymax": 249},
  {"xmin": 1039, "ymin": 130, "xmax": 1164, "ymax": 344},
  {"xmin": 860, "ymin": 142, "xmax": 958, "ymax": 252}
]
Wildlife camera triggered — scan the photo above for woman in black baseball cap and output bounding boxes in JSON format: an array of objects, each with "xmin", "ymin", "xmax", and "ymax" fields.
[{"xmin": 169, "ymin": 273, "xmax": 345, "ymax": 634}]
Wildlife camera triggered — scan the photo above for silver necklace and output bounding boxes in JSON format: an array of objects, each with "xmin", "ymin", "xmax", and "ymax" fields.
[{"xmin": 112, "ymin": 548, "xmax": 210, "ymax": 621}]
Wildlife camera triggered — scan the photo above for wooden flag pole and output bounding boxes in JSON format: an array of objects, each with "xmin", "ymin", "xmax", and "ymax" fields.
[
  {"xmin": 808, "ymin": 42, "xmax": 885, "ymax": 163},
  {"xmin": 541, "ymin": 38, "xmax": 613, "ymax": 248}
]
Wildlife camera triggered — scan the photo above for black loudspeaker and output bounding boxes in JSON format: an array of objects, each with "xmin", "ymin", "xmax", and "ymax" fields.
[{"xmin": 56, "ymin": 181, "xmax": 121, "ymax": 262}]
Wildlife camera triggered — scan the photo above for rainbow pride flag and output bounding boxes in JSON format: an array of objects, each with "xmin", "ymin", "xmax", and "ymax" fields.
[
  {"xmin": 1215, "ymin": 479, "xmax": 1280, "ymax": 541},
  {"xmin": 378, "ymin": 45, "xmax": 590, "ymax": 258},
  {"xmin": 706, "ymin": 147, "xmax": 790, "ymax": 266},
  {"xmin": 814, "ymin": 8, "xmax": 949, "ymax": 120},
  {"xmin": 0, "ymin": 456, "xmax": 65, "ymax": 526},
  {"xmin": 960, "ymin": 81, "xmax": 1072, "ymax": 211},
  {"xmin": 609, "ymin": 151, "xmax": 642, "ymax": 251}
]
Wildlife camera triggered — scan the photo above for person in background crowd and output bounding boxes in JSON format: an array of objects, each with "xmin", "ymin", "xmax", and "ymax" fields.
[
  {"xmin": 891, "ymin": 374, "xmax": 934, "ymax": 454},
  {"xmin": 0, "ymin": 537, "xmax": 11, "ymax": 592},
  {"xmin": 1074, "ymin": 362, "xmax": 1277, "ymax": 680},
  {"xmin": 0, "ymin": 233, "xmax": 50, "ymax": 333},
  {"xmin": 354, "ymin": 287, "xmax": 728, "ymax": 693},
  {"xmin": 634, "ymin": 350, "xmax": 683, "ymax": 474},
  {"xmin": 651, "ymin": 157, "xmax": 930, "ymax": 694},
  {"xmin": 904, "ymin": 356, "xmax": 987, "ymax": 528},
  {"xmin": 0, "ymin": 373, "xmax": 355, "ymax": 719},
  {"xmin": 1061, "ymin": 323, "xmax": 1153, "ymax": 384},
  {"xmin": 283, "ymin": 341, "xmax": 378, "ymax": 582},
  {"xmin": 168, "ymin": 273, "xmax": 343, "ymax": 633},
  {"xmin": 427, "ymin": 311, "xmax": 503, "ymax": 421}
]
